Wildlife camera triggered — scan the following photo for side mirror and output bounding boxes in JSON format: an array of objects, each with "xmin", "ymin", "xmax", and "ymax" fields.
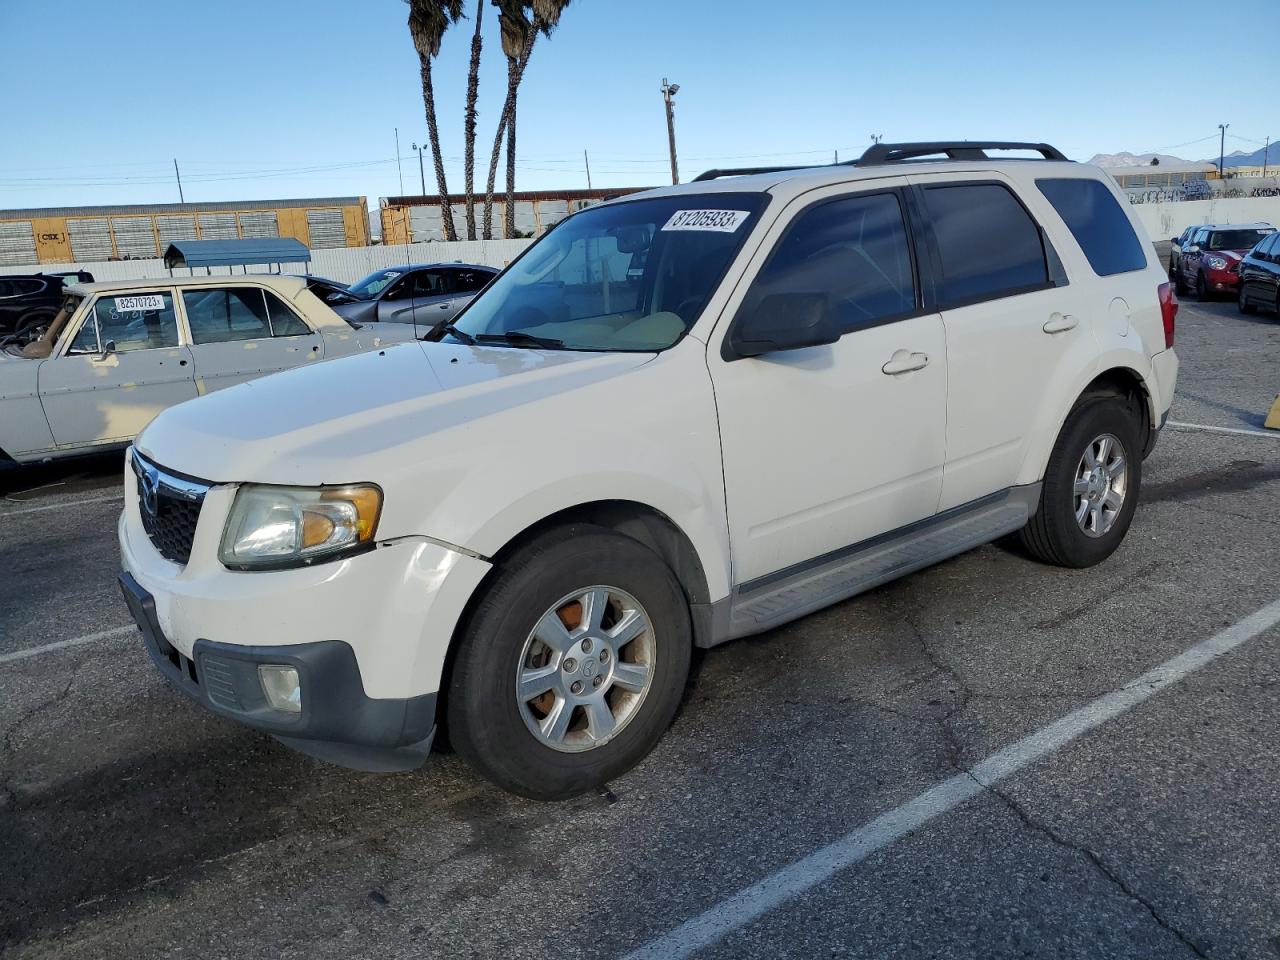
[
  {"xmin": 1187, "ymin": 245, "xmax": 1200, "ymax": 254},
  {"xmin": 95, "ymin": 339, "xmax": 116, "ymax": 362},
  {"xmin": 727, "ymin": 292, "xmax": 840, "ymax": 360}
]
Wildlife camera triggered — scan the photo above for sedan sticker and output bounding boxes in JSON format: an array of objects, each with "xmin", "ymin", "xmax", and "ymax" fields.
[
  {"xmin": 661, "ymin": 209, "xmax": 751, "ymax": 233},
  {"xmin": 113, "ymin": 295, "xmax": 166, "ymax": 312}
]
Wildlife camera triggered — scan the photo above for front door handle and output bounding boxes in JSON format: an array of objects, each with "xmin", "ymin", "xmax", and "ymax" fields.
[
  {"xmin": 881, "ymin": 350, "xmax": 930, "ymax": 376},
  {"xmin": 1043, "ymin": 313, "xmax": 1079, "ymax": 334}
]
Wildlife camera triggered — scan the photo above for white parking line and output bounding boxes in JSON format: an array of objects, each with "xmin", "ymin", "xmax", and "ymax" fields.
[
  {"xmin": 0, "ymin": 625, "xmax": 135, "ymax": 666},
  {"xmin": 621, "ymin": 596, "xmax": 1280, "ymax": 960},
  {"xmin": 0, "ymin": 494, "xmax": 123, "ymax": 518},
  {"xmin": 1167, "ymin": 420, "xmax": 1280, "ymax": 440}
]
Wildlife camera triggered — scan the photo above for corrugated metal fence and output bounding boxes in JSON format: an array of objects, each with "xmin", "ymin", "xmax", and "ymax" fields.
[{"xmin": 0, "ymin": 238, "xmax": 534, "ymax": 284}]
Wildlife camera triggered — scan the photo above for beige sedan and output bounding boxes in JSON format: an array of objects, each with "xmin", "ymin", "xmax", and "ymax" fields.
[{"xmin": 0, "ymin": 275, "xmax": 417, "ymax": 465}]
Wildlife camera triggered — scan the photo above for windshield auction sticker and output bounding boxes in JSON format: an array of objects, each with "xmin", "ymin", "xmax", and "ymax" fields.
[
  {"xmin": 113, "ymin": 295, "xmax": 165, "ymax": 312},
  {"xmin": 661, "ymin": 209, "xmax": 750, "ymax": 232}
]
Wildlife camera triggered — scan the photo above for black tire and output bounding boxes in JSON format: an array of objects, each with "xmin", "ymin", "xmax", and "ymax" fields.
[
  {"xmin": 1195, "ymin": 272, "xmax": 1211, "ymax": 302},
  {"xmin": 1174, "ymin": 268, "xmax": 1188, "ymax": 296},
  {"xmin": 1238, "ymin": 284, "xmax": 1257, "ymax": 314},
  {"xmin": 15, "ymin": 310, "xmax": 54, "ymax": 341},
  {"xmin": 1019, "ymin": 396, "xmax": 1143, "ymax": 569},
  {"xmin": 447, "ymin": 524, "xmax": 692, "ymax": 800}
]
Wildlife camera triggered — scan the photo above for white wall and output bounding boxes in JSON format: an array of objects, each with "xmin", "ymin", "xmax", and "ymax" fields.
[
  {"xmin": 0, "ymin": 238, "xmax": 534, "ymax": 284},
  {"xmin": 1129, "ymin": 197, "xmax": 1280, "ymax": 242}
]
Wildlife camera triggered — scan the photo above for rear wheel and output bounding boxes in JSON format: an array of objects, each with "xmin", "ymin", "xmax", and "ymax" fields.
[
  {"xmin": 1020, "ymin": 396, "xmax": 1143, "ymax": 568},
  {"xmin": 1238, "ymin": 284, "xmax": 1257, "ymax": 314},
  {"xmin": 447, "ymin": 525, "xmax": 692, "ymax": 800},
  {"xmin": 15, "ymin": 310, "xmax": 54, "ymax": 342}
]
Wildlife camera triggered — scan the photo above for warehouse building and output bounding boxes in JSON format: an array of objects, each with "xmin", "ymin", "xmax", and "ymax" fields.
[
  {"xmin": 380, "ymin": 187, "xmax": 648, "ymax": 244},
  {"xmin": 0, "ymin": 197, "xmax": 369, "ymax": 267}
]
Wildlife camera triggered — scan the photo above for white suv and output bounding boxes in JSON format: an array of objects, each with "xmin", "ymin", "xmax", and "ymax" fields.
[{"xmin": 118, "ymin": 141, "xmax": 1179, "ymax": 799}]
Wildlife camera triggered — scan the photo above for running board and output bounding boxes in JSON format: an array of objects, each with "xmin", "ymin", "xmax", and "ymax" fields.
[{"xmin": 724, "ymin": 485, "xmax": 1041, "ymax": 640}]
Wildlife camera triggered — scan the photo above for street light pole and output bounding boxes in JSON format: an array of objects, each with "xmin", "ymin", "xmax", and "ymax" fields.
[
  {"xmin": 661, "ymin": 78, "xmax": 680, "ymax": 186},
  {"xmin": 395, "ymin": 127, "xmax": 404, "ymax": 195},
  {"xmin": 1218, "ymin": 123, "xmax": 1229, "ymax": 178},
  {"xmin": 412, "ymin": 142, "xmax": 426, "ymax": 196}
]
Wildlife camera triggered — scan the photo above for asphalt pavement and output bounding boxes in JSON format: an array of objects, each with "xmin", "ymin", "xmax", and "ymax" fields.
[{"xmin": 2, "ymin": 290, "xmax": 1279, "ymax": 959}]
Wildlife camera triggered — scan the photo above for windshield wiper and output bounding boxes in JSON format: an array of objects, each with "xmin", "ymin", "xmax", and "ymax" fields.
[
  {"xmin": 474, "ymin": 330, "xmax": 565, "ymax": 350},
  {"xmin": 435, "ymin": 320, "xmax": 476, "ymax": 344}
]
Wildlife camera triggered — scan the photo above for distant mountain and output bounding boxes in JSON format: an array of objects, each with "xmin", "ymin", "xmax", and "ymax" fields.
[
  {"xmin": 1202, "ymin": 139, "xmax": 1280, "ymax": 169},
  {"xmin": 1087, "ymin": 151, "xmax": 1190, "ymax": 168}
]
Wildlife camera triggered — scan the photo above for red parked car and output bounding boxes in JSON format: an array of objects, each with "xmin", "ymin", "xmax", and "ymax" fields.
[{"xmin": 1174, "ymin": 222, "xmax": 1275, "ymax": 301}]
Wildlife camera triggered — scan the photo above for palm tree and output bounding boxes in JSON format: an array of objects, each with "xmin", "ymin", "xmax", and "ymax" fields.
[
  {"xmin": 407, "ymin": 0, "xmax": 464, "ymax": 242},
  {"xmin": 462, "ymin": 0, "xmax": 484, "ymax": 240},
  {"xmin": 481, "ymin": 0, "xmax": 571, "ymax": 239}
]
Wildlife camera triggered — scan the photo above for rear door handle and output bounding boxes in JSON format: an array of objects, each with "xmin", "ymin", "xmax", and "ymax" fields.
[
  {"xmin": 1043, "ymin": 313, "xmax": 1079, "ymax": 334},
  {"xmin": 881, "ymin": 350, "xmax": 930, "ymax": 376}
]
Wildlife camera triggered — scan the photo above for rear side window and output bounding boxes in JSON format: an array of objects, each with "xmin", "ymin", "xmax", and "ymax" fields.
[
  {"xmin": 1036, "ymin": 178, "xmax": 1147, "ymax": 277},
  {"xmin": 742, "ymin": 191, "xmax": 916, "ymax": 334},
  {"xmin": 921, "ymin": 183, "xmax": 1048, "ymax": 307}
]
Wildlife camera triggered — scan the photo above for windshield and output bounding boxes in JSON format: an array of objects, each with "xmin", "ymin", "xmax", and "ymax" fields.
[
  {"xmin": 447, "ymin": 192, "xmax": 769, "ymax": 352},
  {"xmin": 1208, "ymin": 228, "xmax": 1274, "ymax": 250},
  {"xmin": 347, "ymin": 268, "xmax": 406, "ymax": 300}
]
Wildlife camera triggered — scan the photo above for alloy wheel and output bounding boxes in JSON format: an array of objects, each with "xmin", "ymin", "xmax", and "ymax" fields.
[
  {"xmin": 516, "ymin": 585, "xmax": 656, "ymax": 753},
  {"xmin": 1073, "ymin": 433, "xmax": 1128, "ymax": 538}
]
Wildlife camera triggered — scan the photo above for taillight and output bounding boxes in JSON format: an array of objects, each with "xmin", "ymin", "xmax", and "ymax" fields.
[{"xmin": 1158, "ymin": 281, "xmax": 1177, "ymax": 349}]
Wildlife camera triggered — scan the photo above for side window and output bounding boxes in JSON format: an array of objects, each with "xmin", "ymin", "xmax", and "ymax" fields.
[
  {"xmin": 1036, "ymin": 178, "xmax": 1147, "ymax": 277},
  {"xmin": 0, "ymin": 280, "xmax": 12, "ymax": 298},
  {"xmin": 263, "ymin": 290, "xmax": 311, "ymax": 337},
  {"xmin": 922, "ymin": 183, "xmax": 1049, "ymax": 307},
  {"xmin": 183, "ymin": 288, "xmax": 272, "ymax": 344},
  {"xmin": 10, "ymin": 279, "xmax": 45, "ymax": 296},
  {"xmin": 87, "ymin": 292, "xmax": 179, "ymax": 353},
  {"xmin": 451, "ymin": 268, "xmax": 492, "ymax": 293},
  {"xmin": 741, "ymin": 191, "xmax": 916, "ymax": 334},
  {"xmin": 411, "ymin": 270, "xmax": 447, "ymax": 297}
]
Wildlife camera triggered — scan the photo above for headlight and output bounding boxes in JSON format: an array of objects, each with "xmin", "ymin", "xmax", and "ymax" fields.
[
  {"xmin": 1207, "ymin": 256, "xmax": 1228, "ymax": 270},
  {"xmin": 219, "ymin": 484, "xmax": 382, "ymax": 569}
]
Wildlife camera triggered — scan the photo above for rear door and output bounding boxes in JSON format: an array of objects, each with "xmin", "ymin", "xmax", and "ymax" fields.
[
  {"xmin": 908, "ymin": 174, "xmax": 1097, "ymax": 510},
  {"xmin": 38, "ymin": 289, "xmax": 197, "ymax": 447},
  {"xmin": 181, "ymin": 285, "xmax": 323, "ymax": 392}
]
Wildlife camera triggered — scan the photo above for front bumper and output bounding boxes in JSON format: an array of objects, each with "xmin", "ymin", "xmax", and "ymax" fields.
[
  {"xmin": 120, "ymin": 571, "xmax": 437, "ymax": 771},
  {"xmin": 1205, "ymin": 268, "xmax": 1239, "ymax": 292}
]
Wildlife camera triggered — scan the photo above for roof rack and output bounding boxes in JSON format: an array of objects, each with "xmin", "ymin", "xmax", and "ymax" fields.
[
  {"xmin": 856, "ymin": 141, "xmax": 1069, "ymax": 165},
  {"xmin": 690, "ymin": 141, "xmax": 1070, "ymax": 182},
  {"xmin": 692, "ymin": 165, "xmax": 809, "ymax": 183}
]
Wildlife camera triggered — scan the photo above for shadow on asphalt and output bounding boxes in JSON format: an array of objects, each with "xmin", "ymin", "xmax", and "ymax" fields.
[{"xmin": 0, "ymin": 451, "xmax": 124, "ymax": 501}]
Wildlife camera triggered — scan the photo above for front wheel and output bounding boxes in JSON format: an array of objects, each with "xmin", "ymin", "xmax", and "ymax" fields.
[
  {"xmin": 1238, "ymin": 284, "xmax": 1257, "ymax": 314},
  {"xmin": 1196, "ymin": 273, "xmax": 1211, "ymax": 302},
  {"xmin": 447, "ymin": 525, "xmax": 692, "ymax": 800},
  {"xmin": 1020, "ymin": 396, "xmax": 1143, "ymax": 568}
]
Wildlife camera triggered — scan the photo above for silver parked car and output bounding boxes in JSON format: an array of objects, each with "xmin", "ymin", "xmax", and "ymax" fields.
[
  {"xmin": 0, "ymin": 275, "xmax": 416, "ymax": 464},
  {"xmin": 326, "ymin": 263, "xmax": 497, "ymax": 328}
]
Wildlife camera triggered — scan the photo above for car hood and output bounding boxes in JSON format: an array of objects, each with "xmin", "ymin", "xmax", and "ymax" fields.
[{"xmin": 136, "ymin": 341, "xmax": 653, "ymax": 485}]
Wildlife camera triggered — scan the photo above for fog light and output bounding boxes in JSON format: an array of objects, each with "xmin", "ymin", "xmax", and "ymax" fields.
[{"xmin": 258, "ymin": 664, "xmax": 301, "ymax": 713}]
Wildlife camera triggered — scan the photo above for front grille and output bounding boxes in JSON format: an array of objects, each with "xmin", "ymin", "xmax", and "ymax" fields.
[{"xmin": 132, "ymin": 452, "xmax": 211, "ymax": 566}]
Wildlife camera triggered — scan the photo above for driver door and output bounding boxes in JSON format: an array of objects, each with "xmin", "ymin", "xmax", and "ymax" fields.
[
  {"xmin": 377, "ymin": 269, "xmax": 451, "ymax": 325},
  {"xmin": 38, "ymin": 289, "xmax": 197, "ymax": 447}
]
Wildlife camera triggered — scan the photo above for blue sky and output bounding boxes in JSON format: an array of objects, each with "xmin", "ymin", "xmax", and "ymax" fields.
[{"xmin": 1, "ymin": 0, "xmax": 1275, "ymax": 211}]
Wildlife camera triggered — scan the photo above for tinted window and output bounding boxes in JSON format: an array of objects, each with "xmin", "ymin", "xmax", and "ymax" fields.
[
  {"xmin": 410, "ymin": 270, "xmax": 447, "ymax": 297},
  {"xmin": 1036, "ymin": 178, "xmax": 1147, "ymax": 277},
  {"xmin": 742, "ymin": 192, "xmax": 915, "ymax": 334},
  {"xmin": 78, "ymin": 292, "xmax": 179, "ymax": 353},
  {"xmin": 451, "ymin": 268, "xmax": 492, "ymax": 293},
  {"xmin": 10, "ymin": 279, "xmax": 45, "ymax": 296},
  {"xmin": 1208, "ymin": 228, "xmax": 1274, "ymax": 250},
  {"xmin": 0, "ymin": 280, "xmax": 12, "ymax": 298},
  {"xmin": 922, "ymin": 183, "xmax": 1048, "ymax": 306}
]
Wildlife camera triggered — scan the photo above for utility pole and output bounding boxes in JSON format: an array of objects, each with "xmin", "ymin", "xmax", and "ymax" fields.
[
  {"xmin": 412, "ymin": 142, "xmax": 426, "ymax": 196},
  {"xmin": 584, "ymin": 149, "xmax": 593, "ymax": 189},
  {"xmin": 1218, "ymin": 123, "xmax": 1229, "ymax": 178},
  {"xmin": 173, "ymin": 158, "xmax": 184, "ymax": 203},
  {"xmin": 395, "ymin": 127, "xmax": 404, "ymax": 195},
  {"xmin": 661, "ymin": 78, "xmax": 680, "ymax": 186}
]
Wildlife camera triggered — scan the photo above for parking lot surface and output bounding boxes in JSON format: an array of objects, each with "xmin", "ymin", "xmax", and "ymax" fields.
[{"xmin": 3, "ymin": 291, "xmax": 1280, "ymax": 959}]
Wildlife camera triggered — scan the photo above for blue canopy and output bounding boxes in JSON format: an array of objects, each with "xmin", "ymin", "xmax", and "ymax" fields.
[{"xmin": 163, "ymin": 237, "xmax": 311, "ymax": 269}]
